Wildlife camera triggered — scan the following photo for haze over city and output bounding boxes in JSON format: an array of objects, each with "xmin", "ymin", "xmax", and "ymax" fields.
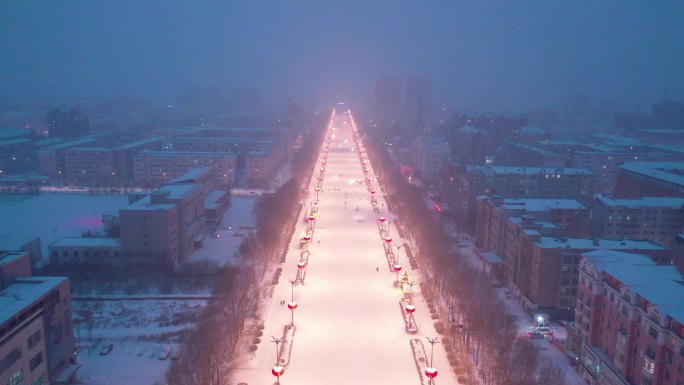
[
  {"xmin": 2, "ymin": 1, "xmax": 684, "ymax": 111},
  {"xmin": 2, "ymin": 2, "xmax": 684, "ymax": 385}
]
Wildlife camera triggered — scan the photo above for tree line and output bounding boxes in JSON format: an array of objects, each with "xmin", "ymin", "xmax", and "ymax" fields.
[
  {"xmin": 166, "ymin": 109, "xmax": 330, "ymax": 385},
  {"xmin": 363, "ymin": 128, "xmax": 568, "ymax": 385}
]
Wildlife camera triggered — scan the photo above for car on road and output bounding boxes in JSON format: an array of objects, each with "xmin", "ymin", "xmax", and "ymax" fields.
[
  {"xmin": 527, "ymin": 329, "xmax": 544, "ymax": 339},
  {"xmin": 171, "ymin": 349, "xmax": 182, "ymax": 360},
  {"xmin": 100, "ymin": 343, "xmax": 114, "ymax": 355},
  {"xmin": 159, "ymin": 347, "xmax": 171, "ymax": 360},
  {"xmin": 535, "ymin": 326, "xmax": 553, "ymax": 336}
]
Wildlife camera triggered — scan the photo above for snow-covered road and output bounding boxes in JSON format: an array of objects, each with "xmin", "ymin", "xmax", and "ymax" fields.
[{"xmin": 233, "ymin": 110, "xmax": 458, "ymax": 384}]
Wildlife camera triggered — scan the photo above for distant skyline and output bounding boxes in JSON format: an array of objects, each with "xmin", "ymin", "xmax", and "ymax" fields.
[{"xmin": 1, "ymin": 1, "xmax": 683, "ymax": 112}]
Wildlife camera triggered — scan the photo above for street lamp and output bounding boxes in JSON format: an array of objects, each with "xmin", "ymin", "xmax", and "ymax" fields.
[
  {"xmin": 271, "ymin": 336, "xmax": 282, "ymax": 365},
  {"xmin": 272, "ymin": 365, "xmax": 285, "ymax": 384},
  {"xmin": 288, "ymin": 278, "xmax": 297, "ymax": 326},
  {"xmin": 393, "ymin": 264, "xmax": 402, "ymax": 286},
  {"xmin": 425, "ymin": 337, "xmax": 439, "ymax": 384}
]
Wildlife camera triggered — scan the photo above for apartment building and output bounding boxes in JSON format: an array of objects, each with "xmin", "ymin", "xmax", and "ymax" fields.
[
  {"xmin": 592, "ymin": 195, "xmax": 684, "ymax": 248},
  {"xmin": 0, "ymin": 272, "xmax": 76, "ymax": 385},
  {"xmin": 134, "ymin": 151, "xmax": 236, "ymax": 188},
  {"xmin": 440, "ymin": 161, "xmax": 595, "ymax": 230},
  {"xmin": 576, "ymin": 250, "xmax": 684, "ymax": 385},
  {"xmin": 615, "ymin": 162, "xmax": 684, "ymax": 199}
]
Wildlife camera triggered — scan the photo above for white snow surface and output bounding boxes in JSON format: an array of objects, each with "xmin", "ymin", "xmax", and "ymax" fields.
[
  {"xmin": 233, "ymin": 113, "xmax": 460, "ymax": 384},
  {"xmin": 0, "ymin": 193, "xmax": 129, "ymax": 260}
]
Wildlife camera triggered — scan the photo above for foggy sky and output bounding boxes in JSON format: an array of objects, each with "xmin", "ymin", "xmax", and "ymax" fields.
[{"xmin": 1, "ymin": 1, "xmax": 683, "ymax": 111}]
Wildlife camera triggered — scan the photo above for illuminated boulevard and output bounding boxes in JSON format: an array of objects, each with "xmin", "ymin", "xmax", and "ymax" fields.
[{"xmin": 233, "ymin": 109, "xmax": 458, "ymax": 384}]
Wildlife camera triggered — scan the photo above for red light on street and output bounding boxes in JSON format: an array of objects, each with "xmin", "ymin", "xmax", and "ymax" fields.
[
  {"xmin": 425, "ymin": 368, "xmax": 438, "ymax": 378},
  {"xmin": 287, "ymin": 302, "xmax": 298, "ymax": 310},
  {"xmin": 297, "ymin": 261, "xmax": 307, "ymax": 269},
  {"xmin": 393, "ymin": 264, "xmax": 401, "ymax": 272},
  {"xmin": 272, "ymin": 365, "xmax": 285, "ymax": 377},
  {"xmin": 405, "ymin": 304, "xmax": 416, "ymax": 313}
]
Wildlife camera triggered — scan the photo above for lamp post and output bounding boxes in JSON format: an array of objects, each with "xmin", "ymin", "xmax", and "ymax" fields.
[
  {"xmin": 288, "ymin": 278, "xmax": 297, "ymax": 326},
  {"xmin": 393, "ymin": 264, "xmax": 402, "ymax": 286},
  {"xmin": 271, "ymin": 336, "xmax": 282, "ymax": 365},
  {"xmin": 308, "ymin": 214, "xmax": 316, "ymax": 231},
  {"xmin": 425, "ymin": 337, "xmax": 439, "ymax": 384}
]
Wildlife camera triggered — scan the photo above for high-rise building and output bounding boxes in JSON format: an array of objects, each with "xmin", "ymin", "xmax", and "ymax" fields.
[
  {"xmin": 46, "ymin": 109, "xmax": 89, "ymax": 138},
  {"xmin": 371, "ymin": 76, "xmax": 402, "ymax": 131},
  {"xmin": 405, "ymin": 76, "xmax": 432, "ymax": 137}
]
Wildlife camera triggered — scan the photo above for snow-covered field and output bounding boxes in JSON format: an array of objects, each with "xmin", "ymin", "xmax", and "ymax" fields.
[
  {"xmin": 0, "ymin": 193, "xmax": 128, "ymax": 260},
  {"xmin": 76, "ymin": 340, "xmax": 179, "ymax": 385},
  {"xmin": 232, "ymin": 113, "xmax": 460, "ymax": 384},
  {"xmin": 73, "ymin": 299, "xmax": 206, "ymax": 339},
  {"xmin": 189, "ymin": 196, "xmax": 258, "ymax": 266}
]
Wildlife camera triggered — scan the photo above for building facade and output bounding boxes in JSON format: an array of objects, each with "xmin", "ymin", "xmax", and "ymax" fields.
[{"xmin": 576, "ymin": 250, "xmax": 684, "ymax": 385}]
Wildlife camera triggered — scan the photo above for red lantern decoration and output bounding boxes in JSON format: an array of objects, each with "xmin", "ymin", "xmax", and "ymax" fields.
[
  {"xmin": 405, "ymin": 304, "xmax": 416, "ymax": 313},
  {"xmin": 378, "ymin": 217, "xmax": 386, "ymax": 223},
  {"xmin": 370, "ymin": 189, "xmax": 376, "ymax": 194},
  {"xmin": 393, "ymin": 264, "xmax": 402, "ymax": 272},
  {"xmin": 425, "ymin": 368, "xmax": 438, "ymax": 378},
  {"xmin": 303, "ymin": 235, "xmax": 311, "ymax": 241},
  {"xmin": 272, "ymin": 365, "xmax": 285, "ymax": 377},
  {"xmin": 297, "ymin": 261, "xmax": 307, "ymax": 269},
  {"xmin": 287, "ymin": 302, "xmax": 298, "ymax": 310},
  {"xmin": 385, "ymin": 237, "xmax": 393, "ymax": 243},
  {"xmin": 308, "ymin": 215, "xmax": 315, "ymax": 221}
]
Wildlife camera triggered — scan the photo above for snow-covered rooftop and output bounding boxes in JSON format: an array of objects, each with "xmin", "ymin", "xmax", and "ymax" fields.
[
  {"xmin": 0, "ymin": 276, "xmax": 67, "ymax": 325},
  {"xmin": 51, "ymin": 237, "xmax": 121, "ymax": 248},
  {"xmin": 502, "ymin": 198, "xmax": 586, "ymax": 211},
  {"xmin": 469, "ymin": 165, "xmax": 593, "ymax": 176},
  {"xmin": 538, "ymin": 237, "xmax": 666, "ymax": 250},
  {"xmin": 583, "ymin": 250, "xmax": 684, "ymax": 322},
  {"xmin": 620, "ymin": 161, "xmax": 684, "ymax": 187},
  {"xmin": 596, "ymin": 195, "xmax": 684, "ymax": 208}
]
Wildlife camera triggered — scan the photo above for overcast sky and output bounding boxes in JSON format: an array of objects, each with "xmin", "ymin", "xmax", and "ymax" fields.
[{"xmin": 1, "ymin": 1, "xmax": 683, "ymax": 112}]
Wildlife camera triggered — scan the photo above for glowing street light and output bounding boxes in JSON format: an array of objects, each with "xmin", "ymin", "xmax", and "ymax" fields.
[
  {"xmin": 425, "ymin": 337, "xmax": 439, "ymax": 384},
  {"xmin": 393, "ymin": 263, "xmax": 402, "ymax": 286},
  {"xmin": 288, "ymin": 278, "xmax": 297, "ymax": 326},
  {"xmin": 272, "ymin": 365, "xmax": 285, "ymax": 384}
]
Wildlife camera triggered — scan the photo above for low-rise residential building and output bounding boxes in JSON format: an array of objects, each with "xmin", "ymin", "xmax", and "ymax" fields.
[
  {"xmin": 576, "ymin": 250, "xmax": 684, "ymax": 385},
  {"xmin": 440, "ymin": 160, "xmax": 596, "ymax": 230},
  {"xmin": 245, "ymin": 140, "xmax": 286, "ymax": 188},
  {"xmin": 134, "ymin": 151, "xmax": 237, "ymax": 188},
  {"xmin": 514, "ymin": 237, "xmax": 671, "ymax": 319},
  {"xmin": 0, "ymin": 276, "xmax": 76, "ymax": 385},
  {"xmin": 412, "ymin": 135, "xmax": 451, "ymax": 183},
  {"xmin": 49, "ymin": 238, "xmax": 122, "ymax": 269},
  {"xmin": 615, "ymin": 162, "xmax": 684, "ymax": 199},
  {"xmin": 591, "ymin": 195, "xmax": 684, "ymax": 248}
]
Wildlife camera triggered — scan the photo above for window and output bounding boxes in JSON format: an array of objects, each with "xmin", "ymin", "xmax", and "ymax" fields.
[
  {"xmin": 649, "ymin": 326, "xmax": 658, "ymax": 339},
  {"xmin": 3, "ymin": 347, "xmax": 21, "ymax": 369},
  {"xmin": 29, "ymin": 352, "xmax": 43, "ymax": 371},
  {"xmin": 6, "ymin": 369, "xmax": 23, "ymax": 385},
  {"xmin": 27, "ymin": 330, "xmax": 41, "ymax": 349},
  {"xmin": 31, "ymin": 372, "xmax": 45, "ymax": 385}
]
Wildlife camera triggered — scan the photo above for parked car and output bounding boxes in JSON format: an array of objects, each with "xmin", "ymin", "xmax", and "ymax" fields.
[
  {"xmin": 159, "ymin": 347, "xmax": 171, "ymax": 360},
  {"xmin": 527, "ymin": 329, "xmax": 544, "ymax": 339},
  {"xmin": 535, "ymin": 326, "xmax": 553, "ymax": 336},
  {"xmin": 171, "ymin": 349, "xmax": 182, "ymax": 360},
  {"xmin": 100, "ymin": 343, "xmax": 114, "ymax": 355}
]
